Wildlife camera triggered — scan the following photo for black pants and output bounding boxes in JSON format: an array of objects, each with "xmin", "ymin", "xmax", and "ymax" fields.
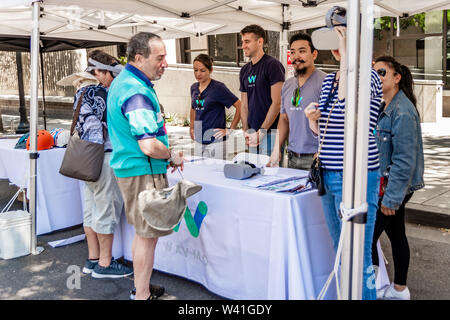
[{"xmin": 371, "ymin": 193, "xmax": 413, "ymax": 286}]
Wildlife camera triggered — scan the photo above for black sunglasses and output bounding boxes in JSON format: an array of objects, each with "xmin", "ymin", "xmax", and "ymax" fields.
[
  {"xmin": 291, "ymin": 87, "xmax": 303, "ymax": 107},
  {"xmin": 376, "ymin": 68, "xmax": 386, "ymax": 77}
]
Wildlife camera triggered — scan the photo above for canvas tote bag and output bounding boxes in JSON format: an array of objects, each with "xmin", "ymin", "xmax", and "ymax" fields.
[
  {"xmin": 59, "ymin": 89, "xmax": 104, "ymax": 182},
  {"xmin": 138, "ymin": 157, "xmax": 202, "ymax": 231}
]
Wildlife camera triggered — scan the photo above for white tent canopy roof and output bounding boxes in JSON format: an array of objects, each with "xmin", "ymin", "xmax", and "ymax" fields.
[{"xmin": 1, "ymin": 0, "xmax": 449, "ymax": 42}]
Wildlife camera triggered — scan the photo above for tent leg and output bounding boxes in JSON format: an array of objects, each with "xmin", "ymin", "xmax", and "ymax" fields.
[
  {"xmin": 341, "ymin": 0, "xmax": 375, "ymax": 300},
  {"xmin": 351, "ymin": 0, "xmax": 375, "ymax": 299},
  {"xmin": 29, "ymin": 0, "xmax": 44, "ymax": 256}
]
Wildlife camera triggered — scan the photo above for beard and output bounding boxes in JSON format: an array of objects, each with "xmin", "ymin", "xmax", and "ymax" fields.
[
  {"xmin": 292, "ymin": 59, "xmax": 308, "ymax": 76},
  {"xmin": 294, "ymin": 67, "xmax": 307, "ymax": 77}
]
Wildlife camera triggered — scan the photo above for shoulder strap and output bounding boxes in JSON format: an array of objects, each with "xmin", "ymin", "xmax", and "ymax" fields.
[
  {"xmin": 316, "ymin": 80, "xmax": 340, "ymax": 159},
  {"xmin": 70, "ymin": 89, "xmax": 87, "ymax": 136}
]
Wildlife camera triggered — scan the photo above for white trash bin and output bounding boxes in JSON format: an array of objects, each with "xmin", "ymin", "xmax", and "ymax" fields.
[{"xmin": 0, "ymin": 210, "xmax": 31, "ymax": 259}]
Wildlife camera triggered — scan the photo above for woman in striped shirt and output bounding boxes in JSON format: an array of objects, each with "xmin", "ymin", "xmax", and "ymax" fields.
[{"xmin": 305, "ymin": 26, "xmax": 383, "ymax": 300}]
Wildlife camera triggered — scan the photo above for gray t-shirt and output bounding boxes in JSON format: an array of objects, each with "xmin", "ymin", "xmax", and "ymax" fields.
[{"xmin": 280, "ymin": 69, "xmax": 327, "ymax": 154}]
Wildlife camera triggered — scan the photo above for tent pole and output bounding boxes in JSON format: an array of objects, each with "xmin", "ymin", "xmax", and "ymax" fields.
[
  {"xmin": 279, "ymin": 4, "xmax": 289, "ymax": 78},
  {"xmin": 340, "ymin": 0, "xmax": 361, "ymax": 300},
  {"xmin": 29, "ymin": 0, "xmax": 44, "ymax": 256},
  {"xmin": 351, "ymin": 0, "xmax": 374, "ymax": 300}
]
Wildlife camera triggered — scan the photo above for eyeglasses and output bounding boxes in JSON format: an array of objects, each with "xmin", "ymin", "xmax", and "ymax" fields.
[
  {"xmin": 291, "ymin": 87, "xmax": 303, "ymax": 107},
  {"xmin": 376, "ymin": 68, "xmax": 386, "ymax": 77}
]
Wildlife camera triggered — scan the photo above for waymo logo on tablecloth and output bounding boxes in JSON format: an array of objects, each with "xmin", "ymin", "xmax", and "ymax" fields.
[
  {"xmin": 173, "ymin": 201, "xmax": 208, "ymax": 237},
  {"xmin": 248, "ymin": 75, "xmax": 257, "ymax": 84}
]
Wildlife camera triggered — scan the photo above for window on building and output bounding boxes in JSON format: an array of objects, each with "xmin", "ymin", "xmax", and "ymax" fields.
[
  {"xmin": 205, "ymin": 31, "xmax": 281, "ymax": 67},
  {"xmin": 207, "ymin": 33, "xmax": 241, "ymax": 67}
]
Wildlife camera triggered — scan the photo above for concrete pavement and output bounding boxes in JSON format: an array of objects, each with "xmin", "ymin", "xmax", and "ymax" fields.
[{"xmin": 406, "ymin": 123, "xmax": 450, "ymax": 229}]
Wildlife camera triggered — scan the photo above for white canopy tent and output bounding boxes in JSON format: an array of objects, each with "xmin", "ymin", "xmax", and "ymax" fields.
[
  {"xmin": 1, "ymin": 1, "xmax": 449, "ymax": 74},
  {"xmin": 1, "ymin": 0, "xmax": 450, "ymax": 300},
  {"xmin": 2, "ymin": 1, "xmax": 450, "ymax": 39}
]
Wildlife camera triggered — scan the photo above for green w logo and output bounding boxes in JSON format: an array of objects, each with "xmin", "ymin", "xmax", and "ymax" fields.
[
  {"xmin": 248, "ymin": 75, "xmax": 257, "ymax": 84},
  {"xmin": 173, "ymin": 201, "xmax": 208, "ymax": 237}
]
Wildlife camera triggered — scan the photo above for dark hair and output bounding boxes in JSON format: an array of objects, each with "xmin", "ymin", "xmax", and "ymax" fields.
[
  {"xmin": 375, "ymin": 55, "xmax": 417, "ymax": 110},
  {"xmin": 87, "ymin": 50, "xmax": 119, "ymax": 76},
  {"xmin": 240, "ymin": 24, "xmax": 266, "ymax": 43},
  {"xmin": 127, "ymin": 32, "xmax": 161, "ymax": 62},
  {"xmin": 193, "ymin": 54, "xmax": 214, "ymax": 71},
  {"xmin": 289, "ymin": 33, "xmax": 316, "ymax": 52}
]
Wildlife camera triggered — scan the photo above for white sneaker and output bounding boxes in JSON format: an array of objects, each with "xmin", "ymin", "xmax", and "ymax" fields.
[
  {"xmin": 383, "ymin": 283, "xmax": 410, "ymax": 300},
  {"xmin": 376, "ymin": 285, "xmax": 388, "ymax": 300}
]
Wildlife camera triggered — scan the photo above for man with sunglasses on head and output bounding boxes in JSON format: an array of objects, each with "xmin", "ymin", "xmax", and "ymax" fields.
[
  {"xmin": 239, "ymin": 24, "xmax": 285, "ymax": 156},
  {"xmin": 267, "ymin": 33, "xmax": 326, "ymax": 170}
]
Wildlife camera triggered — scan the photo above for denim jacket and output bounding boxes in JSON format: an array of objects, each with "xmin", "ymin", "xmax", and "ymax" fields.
[{"xmin": 375, "ymin": 89, "xmax": 424, "ymax": 210}]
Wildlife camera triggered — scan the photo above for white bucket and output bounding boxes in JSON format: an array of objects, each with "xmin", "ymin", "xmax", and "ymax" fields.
[{"xmin": 0, "ymin": 210, "xmax": 31, "ymax": 259}]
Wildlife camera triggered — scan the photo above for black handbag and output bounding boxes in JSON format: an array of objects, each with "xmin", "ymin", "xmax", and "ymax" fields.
[
  {"xmin": 308, "ymin": 155, "xmax": 325, "ymax": 196},
  {"xmin": 307, "ymin": 88, "xmax": 339, "ymax": 196}
]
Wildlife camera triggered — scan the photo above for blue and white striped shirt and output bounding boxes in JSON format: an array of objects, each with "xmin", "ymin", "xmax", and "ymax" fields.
[{"xmin": 317, "ymin": 70, "xmax": 383, "ymax": 170}]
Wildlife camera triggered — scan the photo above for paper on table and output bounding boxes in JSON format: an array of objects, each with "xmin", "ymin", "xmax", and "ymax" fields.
[
  {"xmin": 259, "ymin": 177, "xmax": 309, "ymax": 192},
  {"xmin": 48, "ymin": 234, "xmax": 86, "ymax": 248},
  {"xmin": 242, "ymin": 174, "xmax": 292, "ymax": 188}
]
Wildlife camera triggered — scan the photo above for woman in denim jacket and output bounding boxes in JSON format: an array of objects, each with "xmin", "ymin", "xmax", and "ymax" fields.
[{"xmin": 372, "ymin": 56, "xmax": 425, "ymax": 300}]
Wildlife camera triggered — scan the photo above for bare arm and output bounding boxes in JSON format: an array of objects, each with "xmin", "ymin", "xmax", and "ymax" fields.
[
  {"xmin": 267, "ymin": 113, "xmax": 289, "ymax": 166},
  {"xmin": 189, "ymin": 108, "xmax": 195, "ymax": 140},
  {"xmin": 276, "ymin": 113, "xmax": 289, "ymax": 150},
  {"xmin": 240, "ymin": 92, "xmax": 249, "ymax": 132},
  {"xmin": 138, "ymin": 138, "xmax": 171, "ymax": 159},
  {"xmin": 259, "ymin": 81, "xmax": 283, "ymax": 132},
  {"xmin": 229, "ymin": 99, "xmax": 241, "ymax": 130},
  {"xmin": 138, "ymin": 138, "xmax": 184, "ymax": 171},
  {"xmin": 304, "ymin": 102, "xmax": 320, "ymax": 136},
  {"xmin": 335, "ymin": 26, "xmax": 347, "ymax": 101}
]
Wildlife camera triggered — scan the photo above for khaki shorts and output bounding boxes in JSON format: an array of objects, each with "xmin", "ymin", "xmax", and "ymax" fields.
[
  {"xmin": 83, "ymin": 153, "xmax": 123, "ymax": 234},
  {"xmin": 116, "ymin": 174, "xmax": 173, "ymax": 239}
]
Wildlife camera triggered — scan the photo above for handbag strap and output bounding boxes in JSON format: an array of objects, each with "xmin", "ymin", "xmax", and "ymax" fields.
[
  {"xmin": 70, "ymin": 89, "xmax": 87, "ymax": 136},
  {"xmin": 316, "ymin": 79, "xmax": 340, "ymax": 159},
  {"xmin": 147, "ymin": 148, "xmax": 184, "ymax": 188},
  {"xmin": 148, "ymin": 158, "xmax": 158, "ymax": 189},
  {"xmin": 70, "ymin": 87, "xmax": 107, "ymax": 142}
]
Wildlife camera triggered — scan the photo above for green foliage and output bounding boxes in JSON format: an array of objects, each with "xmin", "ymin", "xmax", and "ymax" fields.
[
  {"xmin": 374, "ymin": 13, "xmax": 426, "ymax": 40},
  {"xmin": 225, "ymin": 112, "xmax": 234, "ymax": 125},
  {"xmin": 183, "ymin": 119, "xmax": 190, "ymax": 127},
  {"xmin": 165, "ymin": 112, "xmax": 178, "ymax": 124}
]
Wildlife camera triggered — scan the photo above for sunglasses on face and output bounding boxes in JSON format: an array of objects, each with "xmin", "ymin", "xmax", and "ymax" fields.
[
  {"xmin": 291, "ymin": 87, "xmax": 303, "ymax": 107},
  {"xmin": 376, "ymin": 68, "xmax": 387, "ymax": 77}
]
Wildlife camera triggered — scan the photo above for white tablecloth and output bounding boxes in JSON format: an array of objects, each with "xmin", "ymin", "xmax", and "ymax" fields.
[
  {"xmin": 111, "ymin": 159, "xmax": 389, "ymax": 300},
  {"xmin": 0, "ymin": 138, "xmax": 83, "ymax": 235}
]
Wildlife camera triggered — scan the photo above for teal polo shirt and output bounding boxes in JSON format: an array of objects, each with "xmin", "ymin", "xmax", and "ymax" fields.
[{"xmin": 107, "ymin": 63, "xmax": 169, "ymax": 178}]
